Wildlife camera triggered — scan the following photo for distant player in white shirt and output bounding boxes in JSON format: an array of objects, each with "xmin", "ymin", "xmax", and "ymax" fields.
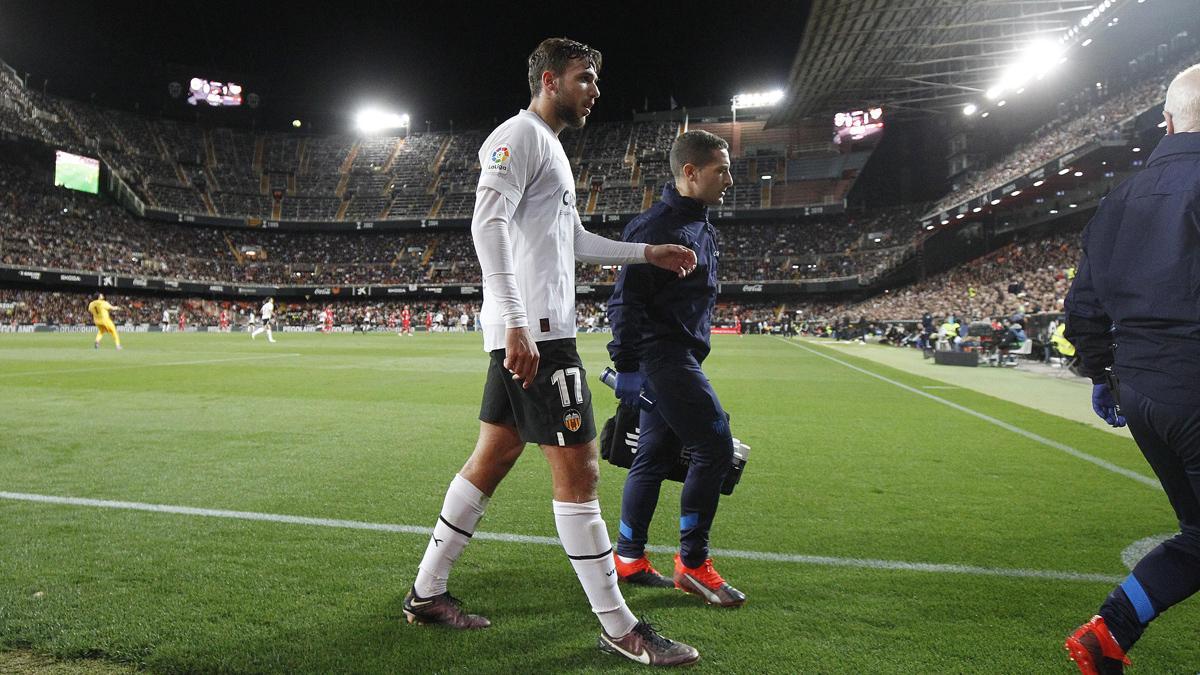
[
  {"xmin": 405, "ymin": 37, "xmax": 699, "ymax": 666},
  {"xmin": 161, "ymin": 309, "xmax": 170, "ymax": 333},
  {"xmin": 250, "ymin": 297, "xmax": 276, "ymax": 343}
]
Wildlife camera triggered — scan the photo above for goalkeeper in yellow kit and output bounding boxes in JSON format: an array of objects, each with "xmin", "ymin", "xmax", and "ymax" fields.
[{"xmin": 87, "ymin": 294, "xmax": 122, "ymax": 350}]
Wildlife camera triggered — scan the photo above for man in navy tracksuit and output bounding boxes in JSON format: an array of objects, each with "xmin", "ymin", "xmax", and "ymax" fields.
[
  {"xmin": 1063, "ymin": 63, "xmax": 1200, "ymax": 675},
  {"xmin": 606, "ymin": 130, "xmax": 745, "ymax": 607}
]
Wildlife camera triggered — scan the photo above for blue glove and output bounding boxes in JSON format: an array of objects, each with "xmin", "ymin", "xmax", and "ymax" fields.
[
  {"xmin": 1091, "ymin": 383, "xmax": 1127, "ymax": 427},
  {"xmin": 615, "ymin": 371, "xmax": 647, "ymax": 409}
]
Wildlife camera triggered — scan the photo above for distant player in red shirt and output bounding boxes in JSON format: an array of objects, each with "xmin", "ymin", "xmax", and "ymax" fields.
[
  {"xmin": 321, "ymin": 305, "xmax": 336, "ymax": 333},
  {"xmin": 219, "ymin": 309, "xmax": 229, "ymax": 332},
  {"xmin": 424, "ymin": 308, "xmax": 432, "ymax": 335},
  {"xmin": 401, "ymin": 305, "xmax": 413, "ymax": 336},
  {"xmin": 387, "ymin": 313, "xmax": 397, "ymax": 331},
  {"xmin": 178, "ymin": 312, "xmax": 187, "ymax": 332}
]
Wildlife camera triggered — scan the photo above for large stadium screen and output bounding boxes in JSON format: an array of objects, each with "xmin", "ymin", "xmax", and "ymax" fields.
[
  {"xmin": 833, "ymin": 108, "xmax": 884, "ymax": 145},
  {"xmin": 188, "ymin": 77, "xmax": 244, "ymax": 106},
  {"xmin": 54, "ymin": 150, "xmax": 100, "ymax": 194}
]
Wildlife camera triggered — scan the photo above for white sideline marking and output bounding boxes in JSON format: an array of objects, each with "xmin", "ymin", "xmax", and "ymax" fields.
[
  {"xmin": 776, "ymin": 338, "xmax": 1160, "ymax": 490},
  {"xmin": 0, "ymin": 353, "xmax": 302, "ymax": 379},
  {"xmin": 0, "ymin": 491, "xmax": 1122, "ymax": 584}
]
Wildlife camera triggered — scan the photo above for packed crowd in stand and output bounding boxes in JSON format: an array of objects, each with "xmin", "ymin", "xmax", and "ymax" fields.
[
  {"xmin": 932, "ymin": 44, "xmax": 1200, "ymax": 216},
  {"xmin": 779, "ymin": 228, "xmax": 1080, "ymax": 330},
  {"xmin": 845, "ymin": 230, "xmax": 1077, "ymax": 322},
  {"xmin": 0, "ymin": 59, "xmax": 856, "ymax": 223},
  {"xmin": 5, "ymin": 35, "xmax": 1168, "ymax": 336},
  {"xmin": 0, "ymin": 161, "xmax": 923, "ymax": 285},
  {"xmin": 0, "ymin": 287, "xmax": 483, "ymax": 331},
  {"xmin": 0, "ymin": 218, "xmax": 1082, "ymax": 348},
  {"xmin": 0, "ymin": 286, "xmax": 797, "ymax": 336}
]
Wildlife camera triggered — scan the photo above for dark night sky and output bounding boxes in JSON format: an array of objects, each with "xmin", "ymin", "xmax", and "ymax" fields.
[{"xmin": 0, "ymin": 1, "xmax": 811, "ymax": 133}]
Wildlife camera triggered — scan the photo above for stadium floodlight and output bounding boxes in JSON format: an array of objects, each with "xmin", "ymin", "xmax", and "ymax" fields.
[
  {"xmin": 1058, "ymin": 168, "xmax": 1072, "ymax": 175},
  {"xmin": 972, "ymin": 207, "xmax": 983, "ymax": 213},
  {"xmin": 997, "ymin": 100, "xmax": 1007, "ymax": 107},
  {"xmin": 990, "ymin": 199, "xmax": 1002, "ymax": 205},
  {"xmin": 1132, "ymin": 147, "xmax": 1141, "ymax": 152},
  {"xmin": 985, "ymin": 40, "xmax": 1066, "ymax": 104},
  {"xmin": 1011, "ymin": 190, "xmax": 1022, "ymax": 196},
  {"xmin": 731, "ymin": 89, "xmax": 785, "ymax": 110},
  {"xmin": 355, "ymin": 108, "xmax": 409, "ymax": 134},
  {"xmin": 940, "ymin": 220, "xmax": 950, "ymax": 225},
  {"xmin": 1074, "ymin": 171, "xmax": 1084, "ymax": 177},
  {"xmin": 760, "ymin": 174, "xmax": 772, "ymax": 180},
  {"xmin": 962, "ymin": 103, "xmax": 978, "ymax": 116},
  {"xmin": 981, "ymin": 112, "xmax": 990, "ymax": 118},
  {"xmin": 1033, "ymin": 179, "xmax": 1046, "ymax": 187}
]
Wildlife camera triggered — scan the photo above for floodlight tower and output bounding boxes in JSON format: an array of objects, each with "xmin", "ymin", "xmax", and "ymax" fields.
[{"xmin": 729, "ymin": 89, "xmax": 785, "ymax": 157}]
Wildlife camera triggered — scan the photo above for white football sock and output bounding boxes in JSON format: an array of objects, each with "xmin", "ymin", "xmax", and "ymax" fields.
[
  {"xmin": 414, "ymin": 474, "xmax": 489, "ymax": 598},
  {"xmin": 553, "ymin": 499, "xmax": 638, "ymax": 638}
]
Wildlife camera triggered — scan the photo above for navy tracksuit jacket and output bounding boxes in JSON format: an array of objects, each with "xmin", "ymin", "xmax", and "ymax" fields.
[
  {"xmin": 607, "ymin": 182, "xmax": 733, "ymax": 567},
  {"xmin": 1064, "ymin": 130, "xmax": 1200, "ymax": 651}
]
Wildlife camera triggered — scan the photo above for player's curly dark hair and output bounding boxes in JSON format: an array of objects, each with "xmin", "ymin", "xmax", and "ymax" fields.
[{"xmin": 527, "ymin": 37, "xmax": 602, "ymax": 98}]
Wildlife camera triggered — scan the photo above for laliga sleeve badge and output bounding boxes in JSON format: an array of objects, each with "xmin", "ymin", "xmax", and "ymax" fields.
[
  {"xmin": 563, "ymin": 409, "xmax": 582, "ymax": 432},
  {"xmin": 485, "ymin": 145, "xmax": 511, "ymax": 173}
]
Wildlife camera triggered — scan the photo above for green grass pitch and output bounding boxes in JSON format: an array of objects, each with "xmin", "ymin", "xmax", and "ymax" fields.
[{"xmin": 1, "ymin": 332, "xmax": 1196, "ymax": 673}]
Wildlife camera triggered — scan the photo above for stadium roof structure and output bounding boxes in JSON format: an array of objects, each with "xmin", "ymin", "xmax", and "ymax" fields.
[{"xmin": 770, "ymin": 0, "xmax": 1140, "ymax": 124}]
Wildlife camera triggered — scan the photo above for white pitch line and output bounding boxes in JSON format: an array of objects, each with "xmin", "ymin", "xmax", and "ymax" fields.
[
  {"xmin": 0, "ymin": 491, "xmax": 1121, "ymax": 584},
  {"xmin": 776, "ymin": 338, "xmax": 1160, "ymax": 490},
  {"xmin": 0, "ymin": 353, "xmax": 302, "ymax": 379}
]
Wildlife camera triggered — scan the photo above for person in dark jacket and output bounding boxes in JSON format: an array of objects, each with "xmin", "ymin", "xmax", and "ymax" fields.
[
  {"xmin": 1063, "ymin": 63, "xmax": 1200, "ymax": 675},
  {"xmin": 606, "ymin": 130, "xmax": 746, "ymax": 607}
]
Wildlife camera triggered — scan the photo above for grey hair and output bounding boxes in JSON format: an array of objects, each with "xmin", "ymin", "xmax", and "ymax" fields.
[{"xmin": 1165, "ymin": 63, "xmax": 1200, "ymax": 132}]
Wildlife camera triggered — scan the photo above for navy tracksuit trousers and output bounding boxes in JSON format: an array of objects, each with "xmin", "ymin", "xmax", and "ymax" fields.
[
  {"xmin": 1101, "ymin": 383, "xmax": 1200, "ymax": 650},
  {"xmin": 615, "ymin": 351, "xmax": 733, "ymax": 568}
]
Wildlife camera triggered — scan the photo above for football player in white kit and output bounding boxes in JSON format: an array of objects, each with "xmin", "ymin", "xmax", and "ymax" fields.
[
  {"xmin": 404, "ymin": 37, "xmax": 700, "ymax": 667},
  {"xmin": 250, "ymin": 297, "xmax": 276, "ymax": 343}
]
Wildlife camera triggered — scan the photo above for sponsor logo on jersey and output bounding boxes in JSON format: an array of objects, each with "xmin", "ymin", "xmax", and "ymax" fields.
[
  {"xmin": 559, "ymin": 188, "xmax": 576, "ymax": 216},
  {"xmin": 563, "ymin": 409, "xmax": 582, "ymax": 433},
  {"xmin": 485, "ymin": 145, "xmax": 511, "ymax": 174}
]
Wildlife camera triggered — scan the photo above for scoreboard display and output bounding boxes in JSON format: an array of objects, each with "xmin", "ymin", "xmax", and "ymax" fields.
[
  {"xmin": 833, "ymin": 107, "xmax": 884, "ymax": 144},
  {"xmin": 188, "ymin": 78, "xmax": 244, "ymax": 107}
]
